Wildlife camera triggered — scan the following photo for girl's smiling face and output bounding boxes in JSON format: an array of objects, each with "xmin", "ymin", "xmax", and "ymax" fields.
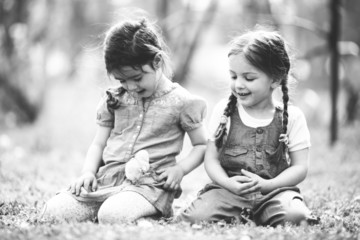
[
  {"xmin": 111, "ymin": 64, "xmax": 160, "ymax": 99},
  {"xmin": 228, "ymin": 53, "xmax": 279, "ymax": 111}
]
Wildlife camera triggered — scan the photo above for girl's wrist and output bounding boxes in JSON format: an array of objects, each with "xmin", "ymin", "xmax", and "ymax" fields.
[
  {"xmin": 216, "ymin": 176, "xmax": 232, "ymax": 190},
  {"xmin": 261, "ymin": 179, "xmax": 274, "ymax": 194},
  {"xmin": 176, "ymin": 164, "xmax": 186, "ymax": 176}
]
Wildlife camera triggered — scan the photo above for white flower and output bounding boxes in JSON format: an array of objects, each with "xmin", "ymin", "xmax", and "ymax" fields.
[{"xmin": 125, "ymin": 150, "xmax": 150, "ymax": 183}]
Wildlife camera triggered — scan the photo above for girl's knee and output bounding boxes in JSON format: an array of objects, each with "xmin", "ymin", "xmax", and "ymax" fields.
[
  {"xmin": 41, "ymin": 193, "xmax": 97, "ymax": 222},
  {"xmin": 97, "ymin": 203, "xmax": 134, "ymax": 224},
  {"xmin": 177, "ymin": 209, "xmax": 205, "ymax": 224},
  {"xmin": 41, "ymin": 193, "xmax": 74, "ymax": 221},
  {"xmin": 284, "ymin": 198, "xmax": 310, "ymax": 224},
  {"xmin": 177, "ymin": 202, "xmax": 214, "ymax": 224},
  {"xmin": 256, "ymin": 197, "xmax": 310, "ymax": 226},
  {"xmin": 283, "ymin": 206, "xmax": 307, "ymax": 224},
  {"xmin": 98, "ymin": 192, "xmax": 154, "ymax": 224}
]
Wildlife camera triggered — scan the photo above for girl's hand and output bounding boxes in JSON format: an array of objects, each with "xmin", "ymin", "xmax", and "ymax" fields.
[
  {"xmin": 156, "ymin": 165, "xmax": 185, "ymax": 191},
  {"xmin": 241, "ymin": 169, "xmax": 271, "ymax": 194},
  {"xmin": 224, "ymin": 175, "xmax": 260, "ymax": 195},
  {"xmin": 69, "ymin": 171, "xmax": 98, "ymax": 196}
]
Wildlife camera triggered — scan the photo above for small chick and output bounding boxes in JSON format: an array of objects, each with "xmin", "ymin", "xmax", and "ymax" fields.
[{"xmin": 125, "ymin": 150, "xmax": 150, "ymax": 183}]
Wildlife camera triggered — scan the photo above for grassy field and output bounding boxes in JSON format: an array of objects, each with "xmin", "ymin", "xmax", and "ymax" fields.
[{"xmin": 1, "ymin": 118, "xmax": 360, "ymax": 240}]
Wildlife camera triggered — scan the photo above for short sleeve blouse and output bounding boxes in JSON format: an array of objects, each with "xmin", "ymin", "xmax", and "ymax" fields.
[
  {"xmin": 96, "ymin": 94, "xmax": 114, "ymax": 128},
  {"xmin": 94, "ymin": 82, "xmax": 207, "ymax": 166}
]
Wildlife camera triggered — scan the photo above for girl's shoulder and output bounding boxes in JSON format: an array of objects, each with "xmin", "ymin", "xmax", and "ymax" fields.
[
  {"xmin": 105, "ymin": 86, "xmax": 136, "ymax": 104},
  {"xmin": 171, "ymin": 83, "xmax": 207, "ymax": 106},
  {"xmin": 287, "ymin": 104, "xmax": 306, "ymax": 121},
  {"xmin": 274, "ymin": 101, "xmax": 305, "ymax": 119},
  {"xmin": 285, "ymin": 104, "xmax": 309, "ymax": 137}
]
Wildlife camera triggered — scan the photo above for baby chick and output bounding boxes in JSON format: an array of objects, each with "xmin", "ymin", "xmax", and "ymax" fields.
[{"xmin": 125, "ymin": 150, "xmax": 150, "ymax": 183}]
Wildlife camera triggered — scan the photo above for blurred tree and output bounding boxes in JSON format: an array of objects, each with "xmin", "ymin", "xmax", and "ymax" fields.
[
  {"xmin": 172, "ymin": 0, "xmax": 218, "ymax": 83},
  {"xmin": 341, "ymin": 0, "xmax": 360, "ymax": 124},
  {"xmin": 266, "ymin": 0, "xmax": 360, "ymax": 144},
  {"xmin": 329, "ymin": 0, "xmax": 341, "ymax": 144},
  {"xmin": 0, "ymin": 0, "xmax": 39, "ymax": 125},
  {"xmin": 156, "ymin": 0, "xmax": 218, "ymax": 84},
  {"xmin": 0, "ymin": 0, "xmax": 111, "ymax": 126}
]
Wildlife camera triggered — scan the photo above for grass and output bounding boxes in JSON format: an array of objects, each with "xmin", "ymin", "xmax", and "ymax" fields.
[{"xmin": 1, "ymin": 120, "xmax": 360, "ymax": 240}]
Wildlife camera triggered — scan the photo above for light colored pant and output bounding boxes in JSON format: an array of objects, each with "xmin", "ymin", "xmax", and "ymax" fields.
[
  {"xmin": 178, "ymin": 188, "xmax": 311, "ymax": 226},
  {"xmin": 41, "ymin": 191, "xmax": 158, "ymax": 224}
]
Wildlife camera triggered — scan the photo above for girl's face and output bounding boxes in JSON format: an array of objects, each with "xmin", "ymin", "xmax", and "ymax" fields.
[
  {"xmin": 228, "ymin": 53, "xmax": 279, "ymax": 111},
  {"xmin": 111, "ymin": 64, "xmax": 161, "ymax": 99}
]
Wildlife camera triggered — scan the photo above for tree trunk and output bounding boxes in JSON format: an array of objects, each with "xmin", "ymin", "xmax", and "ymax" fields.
[{"xmin": 329, "ymin": 0, "xmax": 341, "ymax": 145}]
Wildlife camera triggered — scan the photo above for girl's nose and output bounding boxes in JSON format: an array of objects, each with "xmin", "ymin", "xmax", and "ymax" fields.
[
  {"xmin": 234, "ymin": 78, "xmax": 244, "ymax": 89},
  {"xmin": 126, "ymin": 81, "xmax": 137, "ymax": 91}
]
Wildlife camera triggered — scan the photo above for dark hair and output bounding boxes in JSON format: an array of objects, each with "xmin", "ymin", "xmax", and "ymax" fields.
[
  {"xmin": 103, "ymin": 18, "xmax": 172, "ymax": 110},
  {"xmin": 103, "ymin": 18, "xmax": 172, "ymax": 75},
  {"xmin": 215, "ymin": 30, "xmax": 293, "ymax": 149}
]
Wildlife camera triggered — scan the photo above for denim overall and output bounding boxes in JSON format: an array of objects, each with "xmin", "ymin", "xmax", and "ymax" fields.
[
  {"xmin": 220, "ymin": 106, "xmax": 289, "ymax": 179},
  {"xmin": 179, "ymin": 107, "xmax": 305, "ymax": 226}
]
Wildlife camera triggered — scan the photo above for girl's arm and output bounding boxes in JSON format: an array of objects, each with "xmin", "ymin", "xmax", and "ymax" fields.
[
  {"xmin": 205, "ymin": 141, "xmax": 259, "ymax": 195},
  {"xmin": 178, "ymin": 125, "xmax": 207, "ymax": 174},
  {"xmin": 204, "ymin": 140, "xmax": 230, "ymax": 185},
  {"xmin": 242, "ymin": 148, "xmax": 309, "ymax": 194},
  {"xmin": 70, "ymin": 125, "xmax": 111, "ymax": 195},
  {"xmin": 81, "ymin": 125, "xmax": 111, "ymax": 174},
  {"xmin": 157, "ymin": 125, "xmax": 207, "ymax": 190}
]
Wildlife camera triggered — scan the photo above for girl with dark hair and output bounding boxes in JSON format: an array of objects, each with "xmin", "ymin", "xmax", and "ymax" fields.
[
  {"xmin": 42, "ymin": 18, "xmax": 207, "ymax": 224},
  {"xmin": 179, "ymin": 29, "xmax": 318, "ymax": 226}
]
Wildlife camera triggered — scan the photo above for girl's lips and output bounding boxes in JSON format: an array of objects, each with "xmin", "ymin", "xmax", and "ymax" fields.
[
  {"xmin": 129, "ymin": 89, "xmax": 145, "ymax": 95},
  {"xmin": 234, "ymin": 91, "xmax": 250, "ymax": 97}
]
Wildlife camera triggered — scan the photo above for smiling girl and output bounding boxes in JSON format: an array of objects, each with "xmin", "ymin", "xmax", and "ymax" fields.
[{"xmin": 178, "ymin": 29, "xmax": 319, "ymax": 226}]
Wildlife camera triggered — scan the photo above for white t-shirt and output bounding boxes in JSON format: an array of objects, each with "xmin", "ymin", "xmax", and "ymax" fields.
[{"xmin": 208, "ymin": 98, "xmax": 311, "ymax": 152}]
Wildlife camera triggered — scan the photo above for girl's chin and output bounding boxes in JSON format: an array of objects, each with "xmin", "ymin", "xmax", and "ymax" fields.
[{"xmin": 134, "ymin": 91, "xmax": 152, "ymax": 98}]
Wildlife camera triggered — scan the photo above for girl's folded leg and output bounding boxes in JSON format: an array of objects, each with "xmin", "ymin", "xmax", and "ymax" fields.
[
  {"xmin": 177, "ymin": 187, "xmax": 253, "ymax": 224},
  {"xmin": 254, "ymin": 190, "xmax": 312, "ymax": 226},
  {"xmin": 40, "ymin": 192, "xmax": 100, "ymax": 222},
  {"xmin": 97, "ymin": 191, "xmax": 158, "ymax": 224}
]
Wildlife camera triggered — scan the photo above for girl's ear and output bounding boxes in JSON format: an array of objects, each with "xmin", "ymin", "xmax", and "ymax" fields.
[
  {"xmin": 152, "ymin": 53, "xmax": 162, "ymax": 69},
  {"xmin": 270, "ymin": 79, "xmax": 281, "ymax": 89}
]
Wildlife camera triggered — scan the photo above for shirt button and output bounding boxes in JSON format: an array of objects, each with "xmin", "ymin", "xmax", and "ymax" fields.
[
  {"xmin": 137, "ymin": 125, "xmax": 140, "ymax": 129},
  {"xmin": 139, "ymin": 114, "xmax": 143, "ymax": 118},
  {"xmin": 256, "ymin": 147, "xmax": 262, "ymax": 152},
  {"xmin": 256, "ymin": 128, "xmax": 263, "ymax": 134}
]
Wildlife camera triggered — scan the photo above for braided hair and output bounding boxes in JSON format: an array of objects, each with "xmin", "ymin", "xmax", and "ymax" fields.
[
  {"xmin": 214, "ymin": 94, "xmax": 237, "ymax": 148},
  {"xmin": 215, "ymin": 29, "xmax": 292, "ymax": 149}
]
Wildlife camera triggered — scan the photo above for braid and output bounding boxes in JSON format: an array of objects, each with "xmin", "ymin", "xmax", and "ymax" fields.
[
  {"xmin": 281, "ymin": 77, "xmax": 289, "ymax": 134},
  {"xmin": 214, "ymin": 94, "xmax": 237, "ymax": 149},
  {"xmin": 106, "ymin": 87, "xmax": 127, "ymax": 113}
]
